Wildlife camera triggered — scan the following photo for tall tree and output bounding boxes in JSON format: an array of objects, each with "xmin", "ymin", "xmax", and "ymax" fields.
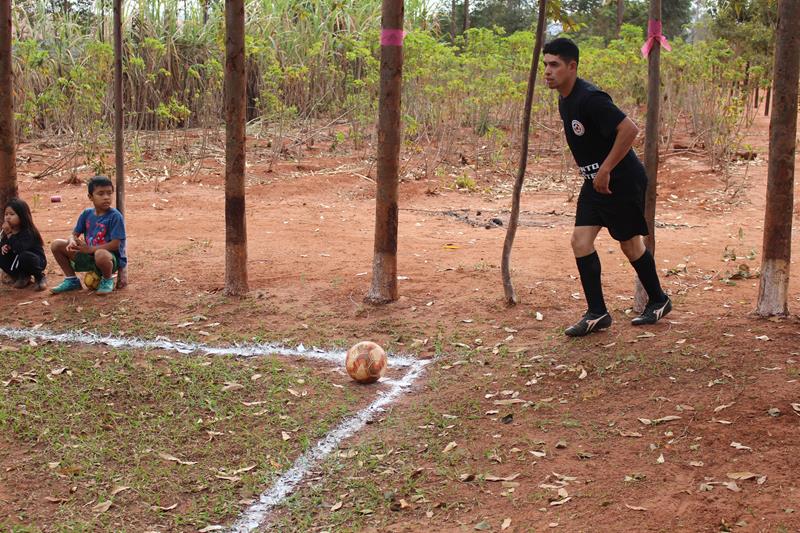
[
  {"xmin": 634, "ymin": 0, "xmax": 666, "ymax": 311},
  {"xmin": 113, "ymin": 0, "xmax": 127, "ymax": 288},
  {"xmin": 224, "ymin": 0, "xmax": 248, "ymax": 296},
  {"xmin": 463, "ymin": 0, "xmax": 470, "ymax": 33},
  {"xmin": 501, "ymin": 0, "xmax": 547, "ymax": 305},
  {"xmin": 366, "ymin": 0, "xmax": 404, "ymax": 304},
  {"xmin": 615, "ymin": 0, "xmax": 624, "ymax": 37},
  {"xmin": 451, "ymin": 0, "xmax": 457, "ymax": 42},
  {"xmin": 0, "ymin": 0, "xmax": 16, "ymax": 208},
  {"xmin": 755, "ymin": 0, "xmax": 799, "ymax": 316}
]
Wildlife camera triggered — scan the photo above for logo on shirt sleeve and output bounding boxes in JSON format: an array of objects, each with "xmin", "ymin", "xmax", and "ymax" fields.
[{"xmin": 571, "ymin": 120, "xmax": 586, "ymax": 136}]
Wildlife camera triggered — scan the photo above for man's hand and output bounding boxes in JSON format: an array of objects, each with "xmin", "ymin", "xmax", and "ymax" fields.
[
  {"xmin": 593, "ymin": 167, "xmax": 612, "ymax": 195},
  {"xmin": 1, "ymin": 221, "xmax": 10, "ymax": 234}
]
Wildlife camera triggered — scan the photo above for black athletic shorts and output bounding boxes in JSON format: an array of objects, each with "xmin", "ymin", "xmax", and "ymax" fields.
[{"xmin": 574, "ymin": 182, "xmax": 649, "ymax": 242}]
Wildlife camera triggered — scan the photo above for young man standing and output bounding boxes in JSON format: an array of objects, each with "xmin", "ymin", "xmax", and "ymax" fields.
[{"xmin": 542, "ymin": 38, "xmax": 671, "ymax": 337}]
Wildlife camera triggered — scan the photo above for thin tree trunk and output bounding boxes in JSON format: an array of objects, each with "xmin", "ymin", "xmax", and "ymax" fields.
[
  {"xmin": 0, "ymin": 0, "xmax": 16, "ymax": 208},
  {"xmin": 113, "ymin": 0, "xmax": 128, "ymax": 288},
  {"xmin": 634, "ymin": 0, "xmax": 662, "ymax": 312},
  {"xmin": 224, "ymin": 0, "xmax": 248, "ymax": 296},
  {"xmin": 450, "ymin": 0, "xmax": 456, "ymax": 43},
  {"xmin": 616, "ymin": 0, "xmax": 624, "ymax": 38},
  {"xmin": 764, "ymin": 85, "xmax": 771, "ymax": 116},
  {"xmin": 203, "ymin": 0, "xmax": 209, "ymax": 25},
  {"xmin": 756, "ymin": 0, "xmax": 800, "ymax": 316},
  {"xmin": 753, "ymin": 85, "xmax": 759, "ymax": 108},
  {"xmin": 501, "ymin": 0, "xmax": 547, "ymax": 305},
  {"xmin": 463, "ymin": 0, "xmax": 470, "ymax": 33},
  {"xmin": 100, "ymin": 0, "xmax": 105, "ymax": 42},
  {"xmin": 366, "ymin": 0, "xmax": 404, "ymax": 304}
]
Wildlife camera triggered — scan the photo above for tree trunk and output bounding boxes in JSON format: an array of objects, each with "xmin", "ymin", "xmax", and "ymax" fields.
[
  {"xmin": 756, "ymin": 0, "xmax": 800, "ymax": 316},
  {"xmin": 224, "ymin": 0, "xmax": 248, "ymax": 296},
  {"xmin": 366, "ymin": 0, "xmax": 404, "ymax": 304},
  {"xmin": 450, "ymin": 0, "xmax": 456, "ymax": 43},
  {"xmin": 753, "ymin": 85, "xmax": 759, "ymax": 108},
  {"xmin": 634, "ymin": 0, "xmax": 662, "ymax": 312},
  {"xmin": 463, "ymin": 0, "xmax": 470, "ymax": 34},
  {"xmin": 764, "ymin": 85, "xmax": 771, "ymax": 116},
  {"xmin": 501, "ymin": 0, "xmax": 547, "ymax": 305},
  {"xmin": 113, "ymin": 0, "xmax": 128, "ymax": 288},
  {"xmin": 0, "ymin": 0, "xmax": 16, "ymax": 209},
  {"xmin": 203, "ymin": 0, "xmax": 209, "ymax": 25},
  {"xmin": 616, "ymin": 0, "xmax": 624, "ymax": 38},
  {"xmin": 100, "ymin": 0, "xmax": 105, "ymax": 42}
]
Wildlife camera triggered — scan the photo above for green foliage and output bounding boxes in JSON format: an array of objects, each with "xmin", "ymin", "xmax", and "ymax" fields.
[{"xmin": 7, "ymin": 0, "xmax": 757, "ymax": 173}]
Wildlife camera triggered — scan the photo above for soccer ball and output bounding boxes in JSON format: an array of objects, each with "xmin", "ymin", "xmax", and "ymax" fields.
[
  {"xmin": 345, "ymin": 341, "xmax": 387, "ymax": 384},
  {"xmin": 83, "ymin": 271, "xmax": 101, "ymax": 290}
]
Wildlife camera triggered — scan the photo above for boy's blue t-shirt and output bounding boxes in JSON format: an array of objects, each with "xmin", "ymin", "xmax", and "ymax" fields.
[{"xmin": 73, "ymin": 208, "xmax": 128, "ymax": 268}]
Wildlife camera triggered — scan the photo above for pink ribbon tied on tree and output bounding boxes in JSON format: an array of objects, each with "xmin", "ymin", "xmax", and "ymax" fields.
[
  {"xmin": 641, "ymin": 19, "xmax": 671, "ymax": 58},
  {"xmin": 380, "ymin": 29, "xmax": 406, "ymax": 47}
]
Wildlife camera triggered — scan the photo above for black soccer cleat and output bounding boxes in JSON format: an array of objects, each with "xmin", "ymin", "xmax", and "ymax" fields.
[
  {"xmin": 631, "ymin": 297, "xmax": 672, "ymax": 326},
  {"xmin": 564, "ymin": 311, "xmax": 612, "ymax": 337}
]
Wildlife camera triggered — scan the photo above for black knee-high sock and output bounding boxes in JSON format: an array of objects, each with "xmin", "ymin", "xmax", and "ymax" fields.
[
  {"xmin": 631, "ymin": 250, "xmax": 667, "ymax": 303},
  {"xmin": 576, "ymin": 251, "xmax": 607, "ymax": 315}
]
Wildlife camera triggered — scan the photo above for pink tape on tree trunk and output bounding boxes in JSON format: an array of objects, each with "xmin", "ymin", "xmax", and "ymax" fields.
[
  {"xmin": 641, "ymin": 19, "xmax": 672, "ymax": 58},
  {"xmin": 381, "ymin": 29, "xmax": 406, "ymax": 47}
]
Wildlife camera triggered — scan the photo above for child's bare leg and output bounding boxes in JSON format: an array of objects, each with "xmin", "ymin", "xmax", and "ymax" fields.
[
  {"xmin": 116, "ymin": 266, "xmax": 128, "ymax": 289},
  {"xmin": 94, "ymin": 249, "xmax": 115, "ymax": 279},
  {"xmin": 51, "ymin": 239, "xmax": 77, "ymax": 276}
]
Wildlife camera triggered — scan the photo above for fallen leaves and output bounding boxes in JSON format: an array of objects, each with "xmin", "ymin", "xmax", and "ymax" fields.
[
  {"xmin": 110, "ymin": 485, "xmax": 131, "ymax": 497},
  {"xmin": 151, "ymin": 502, "xmax": 178, "ymax": 511},
  {"xmin": 485, "ymin": 473, "xmax": 520, "ymax": 482},
  {"xmin": 92, "ymin": 500, "xmax": 112, "ymax": 514},
  {"xmin": 730, "ymin": 442, "xmax": 752, "ymax": 451},
  {"xmin": 625, "ymin": 504, "xmax": 648, "ymax": 511},
  {"xmin": 638, "ymin": 415, "xmax": 681, "ymax": 426},
  {"xmin": 158, "ymin": 452, "xmax": 197, "ymax": 465},
  {"xmin": 442, "ymin": 441, "xmax": 458, "ymax": 454}
]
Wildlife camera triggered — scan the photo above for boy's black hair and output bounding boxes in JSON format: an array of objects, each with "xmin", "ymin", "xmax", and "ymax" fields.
[
  {"xmin": 4, "ymin": 197, "xmax": 44, "ymax": 246},
  {"xmin": 88, "ymin": 175, "xmax": 114, "ymax": 195},
  {"xmin": 543, "ymin": 37, "xmax": 579, "ymax": 66}
]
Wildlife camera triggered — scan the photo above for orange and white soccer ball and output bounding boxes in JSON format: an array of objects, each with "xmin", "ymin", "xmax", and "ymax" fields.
[
  {"xmin": 83, "ymin": 271, "xmax": 101, "ymax": 290},
  {"xmin": 345, "ymin": 341, "xmax": 387, "ymax": 384}
]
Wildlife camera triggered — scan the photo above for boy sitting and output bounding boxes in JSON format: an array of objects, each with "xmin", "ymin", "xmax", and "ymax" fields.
[{"xmin": 51, "ymin": 176, "xmax": 128, "ymax": 296}]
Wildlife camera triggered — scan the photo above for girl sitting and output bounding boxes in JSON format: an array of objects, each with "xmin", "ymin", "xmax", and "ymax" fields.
[{"xmin": 1, "ymin": 198, "xmax": 47, "ymax": 291}]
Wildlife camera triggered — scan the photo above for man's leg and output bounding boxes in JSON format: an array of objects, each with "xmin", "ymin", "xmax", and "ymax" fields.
[
  {"xmin": 565, "ymin": 225, "xmax": 613, "ymax": 337},
  {"xmin": 571, "ymin": 225, "xmax": 606, "ymax": 314},
  {"xmin": 619, "ymin": 236, "xmax": 671, "ymax": 324}
]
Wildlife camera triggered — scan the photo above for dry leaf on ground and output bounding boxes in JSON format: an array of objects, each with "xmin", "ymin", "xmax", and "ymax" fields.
[
  {"xmin": 92, "ymin": 500, "xmax": 112, "ymax": 514},
  {"xmin": 625, "ymin": 504, "xmax": 648, "ymax": 511},
  {"xmin": 158, "ymin": 452, "xmax": 197, "ymax": 465}
]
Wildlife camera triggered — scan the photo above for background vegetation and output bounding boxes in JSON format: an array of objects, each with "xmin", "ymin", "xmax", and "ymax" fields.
[{"xmin": 8, "ymin": 0, "xmax": 777, "ymax": 171}]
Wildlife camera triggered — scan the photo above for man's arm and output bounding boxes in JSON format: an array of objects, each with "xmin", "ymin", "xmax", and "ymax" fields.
[{"xmin": 593, "ymin": 117, "xmax": 639, "ymax": 195}]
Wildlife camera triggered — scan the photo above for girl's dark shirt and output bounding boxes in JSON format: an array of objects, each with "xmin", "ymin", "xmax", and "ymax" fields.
[
  {"xmin": 558, "ymin": 78, "xmax": 648, "ymax": 200},
  {"xmin": 0, "ymin": 228, "xmax": 46, "ymax": 262}
]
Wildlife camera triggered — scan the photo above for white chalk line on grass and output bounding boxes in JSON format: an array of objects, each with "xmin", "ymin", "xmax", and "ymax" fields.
[
  {"xmin": 0, "ymin": 326, "xmax": 431, "ymax": 531},
  {"xmin": 229, "ymin": 359, "xmax": 429, "ymax": 532},
  {"xmin": 0, "ymin": 327, "xmax": 418, "ymax": 368}
]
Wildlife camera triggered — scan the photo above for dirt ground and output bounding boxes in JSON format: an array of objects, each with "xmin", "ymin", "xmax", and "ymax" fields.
[{"xmin": 2, "ymin": 106, "xmax": 800, "ymax": 532}]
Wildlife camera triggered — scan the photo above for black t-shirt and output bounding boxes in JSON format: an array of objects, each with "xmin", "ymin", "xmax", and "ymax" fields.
[
  {"xmin": 0, "ymin": 228, "xmax": 46, "ymax": 263},
  {"xmin": 558, "ymin": 78, "xmax": 647, "ymax": 199}
]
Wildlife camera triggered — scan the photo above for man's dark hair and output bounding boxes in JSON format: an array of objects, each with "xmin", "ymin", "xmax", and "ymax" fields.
[
  {"xmin": 88, "ymin": 175, "xmax": 114, "ymax": 195},
  {"xmin": 543, "ymin": 38, "xmax": 579, "ymax": 66}
]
